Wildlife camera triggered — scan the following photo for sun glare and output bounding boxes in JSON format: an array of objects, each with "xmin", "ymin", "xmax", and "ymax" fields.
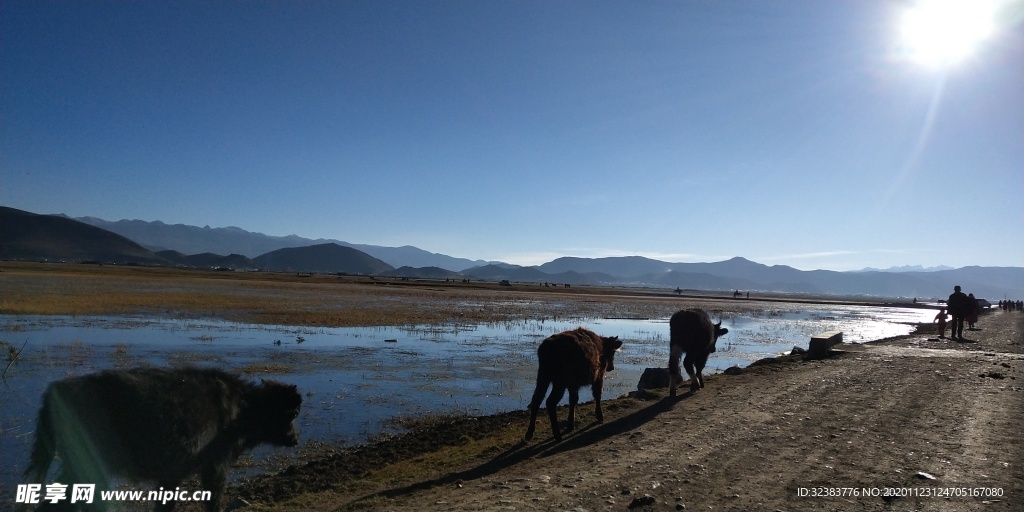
[{"xmin": 900, "ymin": 0, "xmax": 997, "ymax": 67}]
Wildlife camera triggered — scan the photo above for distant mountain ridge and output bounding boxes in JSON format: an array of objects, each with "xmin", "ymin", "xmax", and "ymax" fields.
[
  {"xmin": 1, "ymin": 207, "xmax": 165, "ymax": 265},
  {"xmin": 156, "ymin": 250, "xmax": 259, "ymax": 270},
  {"xmin": 467, "ymin": 256, "xmax": 1024, "ymax": 300},
  {"xmin": 2, "ymin": 207, "xmax": 394, "ymax": 276},
  {"xmin": 253, "ymin": 243, "xmax": 393, "ymax": 274},
  {"xmin": 3, "ymin": 206, "xmax": 1022, "ymax": 300},
  {"xmin": 72, "ymin": 216, "xmax": 492, "ymax": 271},
  {"xmin": 463, "ymin": 256, "xmax": 1024, "ymax": 299}
]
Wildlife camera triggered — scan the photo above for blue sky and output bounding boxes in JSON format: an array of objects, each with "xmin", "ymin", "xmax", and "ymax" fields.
[{"xmin": 3, "ymin": 1, "xmax": 1022, "ymax": 270}]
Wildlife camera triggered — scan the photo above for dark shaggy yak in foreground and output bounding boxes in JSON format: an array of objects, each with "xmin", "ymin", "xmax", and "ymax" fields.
[
  {"xmin": 25, "ymin": 367, "xmax": 302, "ymax": 511},
  {"xmin": 524, "ymin": 327, "xmax": 622, "ymax": 442},
  {"xmin": 669, "ymin": 309, "xmax": 729, "ymax": 396}
]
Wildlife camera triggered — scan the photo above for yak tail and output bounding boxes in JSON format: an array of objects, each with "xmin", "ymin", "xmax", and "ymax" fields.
[{"xmin": 24, "ymin": 393, "xmax": 55, "ymax": 483}]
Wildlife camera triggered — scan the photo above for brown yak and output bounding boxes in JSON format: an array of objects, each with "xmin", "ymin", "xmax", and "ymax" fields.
[
  {"xmin": 524, "ymin": 327, "xmax": 622, "ymax": 442},
  {"xmin": 669, "ymin": 308, "xmax": 729, "ymax": 396}
]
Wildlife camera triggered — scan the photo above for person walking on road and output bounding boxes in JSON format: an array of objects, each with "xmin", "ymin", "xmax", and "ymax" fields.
[
  {"xmin": 966, "ymin": 293, "xmax": 980, "ymax": 330},
  {"xmin": 947, "ymin": 285, "xmax": 969, "ymax": 340}
]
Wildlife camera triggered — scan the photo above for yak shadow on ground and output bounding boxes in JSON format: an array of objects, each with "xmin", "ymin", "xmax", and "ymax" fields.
[
  {"xmin": 537, "ymin": 392, "xmax": 688, "ymax": 458},
  {"xmin": 349, "ymin": 392, "xmax": 691, "ymax": 506}
]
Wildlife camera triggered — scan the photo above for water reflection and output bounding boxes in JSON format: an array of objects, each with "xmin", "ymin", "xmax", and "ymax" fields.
[{"xmin": 0, "ymin": 305, "xmax": 931, "ymax": 493}]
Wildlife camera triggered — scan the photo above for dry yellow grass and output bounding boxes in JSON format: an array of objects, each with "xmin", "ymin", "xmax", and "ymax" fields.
[{"xmin": 0, "ymin": 261, "xmax": 720, "ymax": 327}]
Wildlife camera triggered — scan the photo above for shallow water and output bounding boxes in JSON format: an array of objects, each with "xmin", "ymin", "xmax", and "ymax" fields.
[{"xmin": 0, "ymin": 305, "xmax": 932, "ymax": 496}]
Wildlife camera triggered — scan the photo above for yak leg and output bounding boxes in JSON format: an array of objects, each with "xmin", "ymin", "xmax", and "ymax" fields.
[
  {"xmin": 592, "ymin": 376, "xmax": 605, "ymax": 422},
  {"xmin": 153, "ymin": 480, "xmax": 182, "ymax": 512},
  {"xmin": 524, "ymin": 375, "xmax": 551, "ymax": 441},
  {"xmin": 683, "ymin": 353, "xmax": 701, "ymax": 392},
  {"xmin": 546, "ymin": 384, "xmax": 567, "ymax": 441},
  {"xmin": 201, "ymin": 464, "xmax": 228, "ymax": 512},
  {"xmin": 685, "ymin": 352, "xmax": 712, "ymax": 391},
  {"xmin": 566, "ymin": 387, "xmax": 580, "ymax": 433},
  {"xmin": 694, "ymin": 353, "xmax": 710, "ymax": 389},
  {"xmin": 668, "ymin": 344, "xmax": 684, "ymax": 397}
]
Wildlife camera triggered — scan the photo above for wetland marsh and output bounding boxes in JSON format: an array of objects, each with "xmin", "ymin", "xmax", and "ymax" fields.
[{"xmin": 0, "ymin": 262, "xmax": 938, "ymax": 502}]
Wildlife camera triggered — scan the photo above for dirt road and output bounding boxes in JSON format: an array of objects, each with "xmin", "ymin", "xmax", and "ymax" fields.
[{"xmin": 236, "ymin": 310, "xmax": 1022, "ymax": 511}]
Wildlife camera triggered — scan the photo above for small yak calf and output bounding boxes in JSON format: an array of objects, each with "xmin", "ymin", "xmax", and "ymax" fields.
[
  {"xmin": 669, "ymin": 309, "xmax": 729, "ymax": 396},
  {"xmin": 525, "ymin": 327, "xmax": 622, "ymax": 442},
  {"xmin": 25, "ymin": 367, "xmax": 302, "ymax": 512}
]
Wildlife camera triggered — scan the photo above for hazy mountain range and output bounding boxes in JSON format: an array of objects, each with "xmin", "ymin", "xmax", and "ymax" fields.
[
  {"xmin": 3, "ymin": 206, "xmax": 1022, "ymax": 300},
  {"xmin": 73, "ymin": 215, "xmax": 491, "ymax": 272}
]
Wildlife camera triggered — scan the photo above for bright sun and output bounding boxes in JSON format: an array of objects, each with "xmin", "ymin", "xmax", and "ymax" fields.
[{"xmin": 900, "ymin": 0, "xmax": 998, "ymax": 67}]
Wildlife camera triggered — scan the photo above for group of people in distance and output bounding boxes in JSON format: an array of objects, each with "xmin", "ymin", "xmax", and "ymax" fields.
[
  {"xmin": 997, "ymin": 299, "xmax": 1023, "ymax": 312},
  {"xmin": 933, "ymin": 285, "xmax": 982, "ymax": 341}
]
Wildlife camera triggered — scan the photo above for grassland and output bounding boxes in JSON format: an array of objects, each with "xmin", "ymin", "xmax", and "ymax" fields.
[{"xmin": 0, "ymin": 261, "xmax": 752, "ymax": 327}]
